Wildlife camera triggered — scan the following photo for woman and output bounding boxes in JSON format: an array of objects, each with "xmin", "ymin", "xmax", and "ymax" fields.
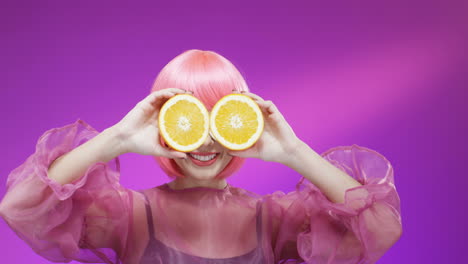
[{"xmin": 0, "ymin": 49, "xmax": 402, "ymax": 264}]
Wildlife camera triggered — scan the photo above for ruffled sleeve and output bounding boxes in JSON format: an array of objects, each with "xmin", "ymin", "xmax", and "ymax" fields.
[
  {"xmin": 0, "ymin": 119, "xmax": 133, "ymax": 263},
  {"xmin": 265, "ymin": 144, "xmax": 402, "ymax": 264}
]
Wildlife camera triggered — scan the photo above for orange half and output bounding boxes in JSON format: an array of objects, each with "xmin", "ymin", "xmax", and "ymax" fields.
[
  {"xmin": 158, "ymin": 94, "xmax": 209, "ymax": 152},
  {"xmin": 210, "ymin": 94, "xmax": 264, "ymax": 150}
]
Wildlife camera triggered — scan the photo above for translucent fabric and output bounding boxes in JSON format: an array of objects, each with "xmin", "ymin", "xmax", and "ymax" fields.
[{"xmin": 0, "ymin": 119, "xmax": 402, "ymax": 264}]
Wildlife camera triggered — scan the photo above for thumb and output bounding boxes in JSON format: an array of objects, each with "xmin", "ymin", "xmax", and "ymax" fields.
[
  {"xmin": 228, "ymin": 148, "xmax": 256, "ymax": 158},
  {"xmin": 160, "ymin": 149, "xmax": 187, "ymax": 159}
]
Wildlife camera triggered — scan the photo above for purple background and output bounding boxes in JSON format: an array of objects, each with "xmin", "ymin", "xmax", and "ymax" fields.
[{"xmin": 1, "ymin": 1, "xmax": 467, "ymax": 263}]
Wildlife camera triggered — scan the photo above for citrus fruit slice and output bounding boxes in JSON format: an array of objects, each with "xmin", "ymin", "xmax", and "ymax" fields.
[
  {"xmin": 158, "ymin": 94, "xmax": 209, "ymax": 152},
  {"xmin": 210, "ymin": 94, "xmax": 264, "ymax": 150}
]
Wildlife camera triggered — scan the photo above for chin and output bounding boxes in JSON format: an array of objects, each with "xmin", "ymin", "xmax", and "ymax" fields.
[
  {"xmin": 184, "ymin": 168, "xmax": 221, "ymax": 180},
  {"xmin": 174, "ymin": 154, "xmax": 232, "ymax": 180}
]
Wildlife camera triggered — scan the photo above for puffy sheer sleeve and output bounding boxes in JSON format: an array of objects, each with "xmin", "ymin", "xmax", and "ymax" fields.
[
  {"xmin": 264, "ymin": 144, "xmax": 402, "ymax": 264},
  {"xmin": 0, "ymin": 119, "xmax": 133, "ymax": 263}
]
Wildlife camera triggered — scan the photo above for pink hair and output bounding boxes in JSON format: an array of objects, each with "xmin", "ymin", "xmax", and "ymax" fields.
[{"xmin": 150, "ymin": 49, "xmax": 249, "ymax": 179}]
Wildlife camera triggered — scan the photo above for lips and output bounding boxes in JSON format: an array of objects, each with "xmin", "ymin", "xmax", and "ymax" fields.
[{"xmin": 188, "ymin": 152, "xmax": 219, "ymax": 166}]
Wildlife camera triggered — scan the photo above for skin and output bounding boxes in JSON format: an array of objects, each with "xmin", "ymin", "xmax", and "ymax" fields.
[
  {"xmin": 235, "ymin": 91, "xmax": 363, "ymax": 204},
  {"xmin": 0, "ymin": 87, "xmax": 397, "ymax": 262},
  {"xmin": 168, "ymin": 90, "xmax": 363, "ymax": 204},
  {"xmin": 44, "ymin": 87, "xmax": 361, "ymax": 204},
  {"xmin": 27, "ymin": 87, "xmax": 398, "ymax": 260},
  {"xmin": 169, "ymin": 134, "xmax": 233, "ymax": 190}
]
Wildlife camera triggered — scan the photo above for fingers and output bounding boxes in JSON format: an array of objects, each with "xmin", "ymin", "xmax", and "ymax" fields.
[
  {"xmin": 157, "ymin": 146, "xmax": 187, "ymax": 159},
  {"xmin": 231, "ymin": 90, "xmax": 265, "ymax": 101},
  {"xmin": 231, "ymin": 90, "xmax": 278, "ymax": 116},
  {"xmin": 240, "ymin": 91, "xmax": 266, "ymax": 102},
  {"xmin": 166, "ymin": 150, "xmax": 188, "ymax": 159},
  {"xmin": 255, "ymin": 100, "xmax": 278, "ymax": 115},
  {"xmin": 156, "ymin": 137, "xmax": 188, "ymax": 159},
  {"xmin": 163, "ymin": 87, "xmax": 194, "ymax": 96},
  {"xmin": 142, "ymin": 88, "xmax": 193, "ymax": 109},
  {"xmin": 228, "ymin": 148, "xmax": 256, "ymax": 159},
  {"xmin": 158, "ymin": 87, "xmax": 193, "ymax": 95},
  {"xmin": 151, "ymin": 88, "xmax": 191, "ymax": 101}
]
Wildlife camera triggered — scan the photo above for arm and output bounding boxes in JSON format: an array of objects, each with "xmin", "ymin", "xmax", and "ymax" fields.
[
  {"xmin": 282, "ymin": 141, "xmax": 362, "ymax": 204},
  {"xmin": 264, "ymin": 144, "xmax": 402, "ymax": 264},
  {"xmin": 48, "ymin": 86, "xmax": 190, "ymax": 188},
  {"xmin": 0, "ymin": 120, "xmax": 133, "ymax": 263},
  {"xmin": 47, "ymin": 125, "xmax": 125, "ymax": 185},
  {"xmin": 1, "ymin": 124, "xmax": 125, "ymax": 213},
  {"xmin": 0, "ymin": 88, "xmax": 190, "ymax": 263},
  {"xmin": 283, "ymin": 143, "xmax": 402, "ymax": 259},
  {"xmin": 229, "ymin": 91, "xmax": 402, "ymax": 263}
]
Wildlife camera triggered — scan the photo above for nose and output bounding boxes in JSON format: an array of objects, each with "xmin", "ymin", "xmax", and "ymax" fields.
[{"xmin": 200, "ymin": 131, "xmax": 216, "ymax": 148}]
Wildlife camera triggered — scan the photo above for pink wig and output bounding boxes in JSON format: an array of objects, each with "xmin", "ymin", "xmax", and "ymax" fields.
[{"xmin": 150, "ymin": 49, "xmax": 249, "ymax": 179}]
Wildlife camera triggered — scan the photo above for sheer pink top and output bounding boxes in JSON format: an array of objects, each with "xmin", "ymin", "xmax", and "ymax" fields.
[
  {"xmin": 138, "ymin": 186, "xmax": 264, "ymax": 263},
  {"xmin": 0, "ymin": 119, "xmax": 402, "ymax": 264}
]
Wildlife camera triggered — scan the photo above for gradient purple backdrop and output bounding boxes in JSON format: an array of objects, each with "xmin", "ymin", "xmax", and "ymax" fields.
[{"xmin": 1, "ymin": 1, "xmax": 467, "ymax": 263}]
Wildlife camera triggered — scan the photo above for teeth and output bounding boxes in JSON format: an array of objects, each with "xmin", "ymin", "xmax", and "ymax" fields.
[{"xmin": 189, "ymin": 153, "xmax": 217, "ymax": 161}]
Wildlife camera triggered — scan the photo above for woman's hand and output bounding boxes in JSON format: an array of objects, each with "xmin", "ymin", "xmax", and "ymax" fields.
[
  {"xmin": 227, "ymin": 91, "xmax": 303, "ymax": 164},
  {"xmin": 111, "ymin": 88, "xmax": 190, "ymax": 159}
]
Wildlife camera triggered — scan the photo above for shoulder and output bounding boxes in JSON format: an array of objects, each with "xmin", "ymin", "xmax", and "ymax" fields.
[
  {"xmin": 227, "ymin": 185, "xmax": 265, "ymax": 209},
  {"xmin": 227, "ymin": 184, "xmax": 262, "ymax": 198},
  {"xmin": 131, "ymin": 184, "xmax": 165, "ymax": 204}
]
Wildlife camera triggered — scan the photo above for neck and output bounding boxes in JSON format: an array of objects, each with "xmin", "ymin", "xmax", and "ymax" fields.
[{"xmin": 168, "ymin": 178, "xmax": 228, "ymax": 190}]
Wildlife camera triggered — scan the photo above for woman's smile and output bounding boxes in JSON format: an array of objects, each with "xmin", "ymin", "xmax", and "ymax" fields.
[
  {"xmin": 173, "ymin": 139, "xmax": 232, "ymax": 180},
  {"xmin": 187, "ymin": 152, "xmax": 220, "ymax": 166}
]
